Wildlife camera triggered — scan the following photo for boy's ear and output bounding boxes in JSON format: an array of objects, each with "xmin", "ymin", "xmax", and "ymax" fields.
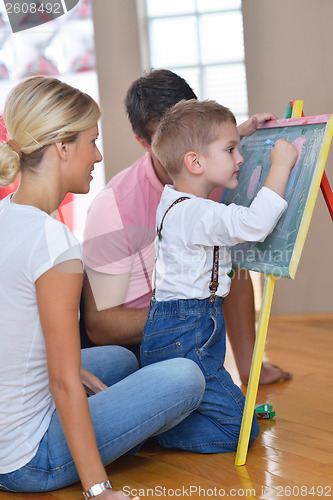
[
  {"xmin": 184, "ymin": 152, "xmax": 203, "ymax": 175},
  {"xmin": 135, "ymin": 135, "xmax": 151, "ymax": 152}
]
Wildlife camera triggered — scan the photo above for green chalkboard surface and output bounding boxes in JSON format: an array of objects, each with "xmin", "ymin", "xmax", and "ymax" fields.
[{"xmin": 223, "ymin": 115, "xmax": 333, "ymax": 278}]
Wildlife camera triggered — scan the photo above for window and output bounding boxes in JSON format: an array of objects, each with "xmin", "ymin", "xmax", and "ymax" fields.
[{"xmin": 143, "ymin": 0, "xmax": 248, "ymax": 124}]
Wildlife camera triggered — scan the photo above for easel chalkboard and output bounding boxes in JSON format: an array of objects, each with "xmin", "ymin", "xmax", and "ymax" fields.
[
  {"xmin": 224, "ymin": 114, "xmax": 332, "ymax": 278},
  {"xmin": 228, "ymin": 101, "xmax": 333, "ymax": 466}
]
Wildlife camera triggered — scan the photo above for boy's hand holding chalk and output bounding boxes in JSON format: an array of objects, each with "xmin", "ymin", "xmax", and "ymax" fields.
[
  {"xmin": 264, "ymin": 139, "xmax": 298, "ymax": 198},
  {"xmin": 270, "ymin": 139, "xmax": 298, "ymax": 170}
]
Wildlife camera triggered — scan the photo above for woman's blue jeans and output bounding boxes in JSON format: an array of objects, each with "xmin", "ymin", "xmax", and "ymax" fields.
[
  {"xmin": 141, "ymin": 297, "xmax": 260, "ymax": 453},
  {"xmin": 0, "ymin": 346, "xmax": 205, "ymax": 493}
]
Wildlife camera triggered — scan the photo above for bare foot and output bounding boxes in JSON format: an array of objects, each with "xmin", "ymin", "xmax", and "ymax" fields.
[
  {"xmin": 241, "ymin": 362, "xmax": 292, "ymax": 385},
  {"xmin": 259, "ymin": 362, "xmax": 292, "ymax": 385}
]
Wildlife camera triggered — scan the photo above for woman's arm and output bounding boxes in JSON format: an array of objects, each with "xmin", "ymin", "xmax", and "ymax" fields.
[{"xmin": 36, "ymin": 260, "xmax": 137, "ymax": 499}]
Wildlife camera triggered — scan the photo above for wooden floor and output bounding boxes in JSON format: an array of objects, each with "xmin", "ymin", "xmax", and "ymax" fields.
[{"xmin": 1, "ymin": 314, "xmax": 333, "ymax": 499}]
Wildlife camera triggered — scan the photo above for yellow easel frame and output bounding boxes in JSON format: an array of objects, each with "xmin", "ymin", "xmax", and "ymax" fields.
[{"xmin": 235, "ymin": 101, "xmax": 333, "ymax": 466}]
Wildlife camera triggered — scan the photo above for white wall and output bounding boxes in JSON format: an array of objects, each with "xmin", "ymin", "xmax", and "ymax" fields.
[{"xmin": 91, "ymin": 0, "xmax": 144, "ymax": 182}]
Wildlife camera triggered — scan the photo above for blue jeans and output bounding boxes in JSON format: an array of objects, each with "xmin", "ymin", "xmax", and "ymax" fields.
[
  {"xmin": 141, "ymin": 297, "xmax": 260, "ymax": 453},
  {"xmin": 0, "ymin": 346, "xmax": 205, "ymax": 493}
]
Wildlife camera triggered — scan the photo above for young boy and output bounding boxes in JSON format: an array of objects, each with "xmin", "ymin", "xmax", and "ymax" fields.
[{"xmin": 140, "ymin": 99, "xmax": 297, "ymax": 453}]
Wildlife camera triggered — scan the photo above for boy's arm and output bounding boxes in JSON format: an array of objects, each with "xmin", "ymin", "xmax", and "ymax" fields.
[
  {"xmin": 264, "ymin": 139, "xmax": 298, "ymax": 198},
  {"xmin": 189, "ymin": 140, "xmax": 297, "ymax": 247},
  {"xmin": 237, "ymin": 113, "xmax": 277, "ymax": 138}
]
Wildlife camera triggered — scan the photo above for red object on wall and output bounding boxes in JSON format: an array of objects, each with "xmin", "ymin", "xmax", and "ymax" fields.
[
  {"xmin": 0, "ymin": 115, "xmax": 74, "ymax": 230},
  {"xmin": 0, "ymin": 115, "xmax": 19, "ymax": 200},
  {"xmin": 56, "ymin": 192, "xmax": 74, "ymax": 231}
]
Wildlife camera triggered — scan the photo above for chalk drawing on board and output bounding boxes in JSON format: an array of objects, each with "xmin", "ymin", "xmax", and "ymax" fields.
[
  {"xmin": 247, "ymin": 165, "xmax": 262, "ymax": 199},
  {"xmin": 284, "ymin": 136, "xmax": 307, "ymax": 197},
  {"xmin": 279, "ymin": 127, "xmax": 325, "ymax": 233}
]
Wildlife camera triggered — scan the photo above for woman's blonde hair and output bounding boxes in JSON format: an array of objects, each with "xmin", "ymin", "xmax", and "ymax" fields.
[
  {"xmin": 151, "ymin": 99, "xmax": 236, "ymax": 180},
  {"xmin": 0, "ymin": 76, "xmax": 101, "ymax": 187}
]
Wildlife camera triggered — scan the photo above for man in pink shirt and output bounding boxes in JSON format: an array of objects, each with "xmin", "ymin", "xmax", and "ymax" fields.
[{"xmin": 82, "ymin": 69, "xmax": 291, "ymax": 384}]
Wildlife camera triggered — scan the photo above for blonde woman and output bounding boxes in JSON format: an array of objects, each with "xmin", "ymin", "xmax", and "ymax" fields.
[{"xmin": 0, "ymin": 76, "xmax": 205, "ymax": 499}]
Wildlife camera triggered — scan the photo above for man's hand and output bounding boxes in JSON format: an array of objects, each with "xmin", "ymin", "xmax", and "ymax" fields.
[{"xmin": 237, "ymin": 113, "xmax": 277, "ymax": 138}]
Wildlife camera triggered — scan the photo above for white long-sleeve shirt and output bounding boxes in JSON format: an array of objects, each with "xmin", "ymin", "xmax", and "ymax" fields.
[{"xmin": 154, "ymin": 185, "xmax": 287, "ymax": 301}]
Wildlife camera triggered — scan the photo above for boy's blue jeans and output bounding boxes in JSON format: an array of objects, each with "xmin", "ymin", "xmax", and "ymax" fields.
[
  {"xmin": 0, "ymin": 346, "xmax": 205, "ymax": 493},
  {"xmin": 141, "ymin": 296, "xmax": 260, "ymax": 453}
]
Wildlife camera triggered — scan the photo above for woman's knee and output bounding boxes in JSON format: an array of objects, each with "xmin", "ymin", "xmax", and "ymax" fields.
[
  {"xmin": 160, "ymin": 358, "xmax": 206, "ymax": 400},
  {"xmin": 106, "ymin": 345, "xmax": 140, "ymax": 371},
  {"xmin": 81, "ymin": 345, "xmax": 140, "ymax": 384}
]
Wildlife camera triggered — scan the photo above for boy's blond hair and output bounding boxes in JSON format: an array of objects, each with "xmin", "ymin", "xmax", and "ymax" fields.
[{"xmin": 151, "ymin": 99, "xmax": 236, "ymax": 179}]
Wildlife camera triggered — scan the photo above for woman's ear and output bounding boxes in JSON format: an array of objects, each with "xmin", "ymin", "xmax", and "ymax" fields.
[
  {"xmin": 55, "ymin": 141, "xmax": 70, "ymax": 160},
  {"xmin": 184, "ymin": 152, "xmax": 203, "ymax": 175}
]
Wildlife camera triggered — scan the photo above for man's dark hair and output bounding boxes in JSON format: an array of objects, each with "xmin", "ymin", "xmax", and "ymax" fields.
[{"xmin": 125, "ymin": 69, "xmax": 197, "ymax": 143}]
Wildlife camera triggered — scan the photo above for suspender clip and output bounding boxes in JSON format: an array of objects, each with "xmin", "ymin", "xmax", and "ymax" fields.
[{"xmin": 209, "ymin": 281, "xmax": 219, "ymax": 293}]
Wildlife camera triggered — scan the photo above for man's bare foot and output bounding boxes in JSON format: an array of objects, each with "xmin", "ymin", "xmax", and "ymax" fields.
[
  {"xmin": 259, "ymin": 362, "xmax": 292, "ymax": 384},
  {"xmin": 241, "ymin": 362, "xmax": 292, "ymax": 385}
]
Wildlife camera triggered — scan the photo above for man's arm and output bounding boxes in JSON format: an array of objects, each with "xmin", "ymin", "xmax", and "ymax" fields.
[{"xmin": 83, "ymin": 271, "xmax": 148, "ymax": 346}]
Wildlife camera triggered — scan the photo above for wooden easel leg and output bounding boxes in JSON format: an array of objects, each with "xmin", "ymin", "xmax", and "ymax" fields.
[
  {"xmin": 235, "ymin": 464, "xmax": 258, "ymax": 498},
  {"xmin": 235, "ymin": 274, "xmax": 276, "ymax": 466},
  {"xmin": 320, "ymin": 172, "xmax": 333, "ymax": 221}
]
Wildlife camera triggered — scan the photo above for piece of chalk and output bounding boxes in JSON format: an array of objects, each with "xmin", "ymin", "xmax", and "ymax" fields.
[{"xmin": 266, "ymin": 139, "xmax": 275, "ymax": 146}]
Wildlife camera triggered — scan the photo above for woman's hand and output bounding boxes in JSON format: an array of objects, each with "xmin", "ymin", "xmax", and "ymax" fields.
[{"xmin": 80, "ymin": 367, "xmax": 108, "ymax": 396}]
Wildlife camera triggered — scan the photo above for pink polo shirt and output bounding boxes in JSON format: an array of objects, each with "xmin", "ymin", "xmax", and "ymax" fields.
[{"xmin": 83, "ymin": 153, "xmax": 163, "ymax": 308}]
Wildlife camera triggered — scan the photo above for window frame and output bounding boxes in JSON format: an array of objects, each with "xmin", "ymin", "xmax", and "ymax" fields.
[{"xmin": 137, "ymin": 0, "xmax": 249, "ymax": 122}]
